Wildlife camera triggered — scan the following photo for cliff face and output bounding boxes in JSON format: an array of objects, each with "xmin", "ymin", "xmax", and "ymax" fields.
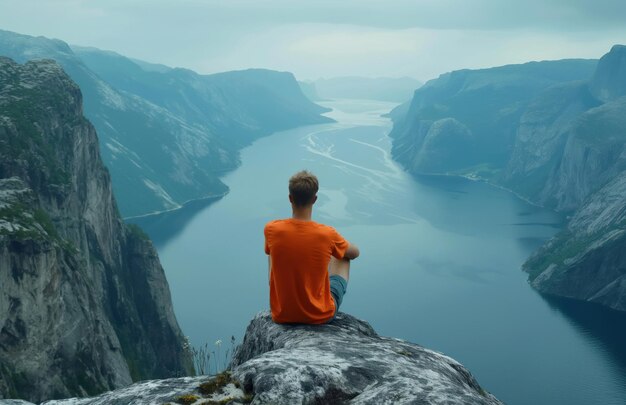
[
  {"xmin": 0, "ymin": 58, "xmax": 192, "ymax": 401},
  {"xmin": 503, "ymin": 74, "xmax": 626, "ymax": 212},
  {"xmin": 392, "ymin": 117, "xmax": 475, "ymax": 173},
  {"xmin": 390, "ymin": 59, "xmax": 597, "ymax": 177},
  {"xmin": 501, "ymin": 81, "xmax": 601, "ymax": 206},
  {"xmin": 0, "ymin": 29, "xmax": 332, "ymax": 217},
  {"xmin": 524, "ymin": 174, "xmax": 626, "ymax": 311},
  {"xmin": 590, "ymin": 44, "xmax": 626, "ymax": 102},
  {"xmin": 389, "ymin": 45, "xmax": 626, "ymax": 311},
  {"xmin": 507, "ymin": 46, "xmax": 626, "ymax": 311},
  {"xmin": 17, "ymin": 311, "xmax": 503, "ymax": 405}
]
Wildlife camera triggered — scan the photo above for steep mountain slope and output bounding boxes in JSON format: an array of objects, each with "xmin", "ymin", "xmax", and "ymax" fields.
[
  {"xmin": 390, "ymin": 59, "xmax": 597, "ymax": 176},
  {"xmin": 515, "ymin": 46, "xmax": 626, "ymax": 310},
  {"xmin": 524, "ymin": 174, "xmax": 626, "ymax": 311},
  {"xmin": 590, "ymin": 45, "xmax": 626, "ymax": 102},
  {"xmin": 73, "ymin": 47, "xmax": 331, "ymax": 144},
  {"xmin": 389, "ymin": 46, "xmax": 626, "ymax": 311},
  {"xmin": 298, "ymin": 80, "xmax": 323, "ymax": 101},
  {"xmin": 0, "ymin": 57, "xmax": 192, "ymax": 401},
  {"xmin": 0, "ymin": 30, "xmax": 332, "ymax": 217},
  {"xmin": 501, "ymin": 81, "xmax": 601, "ymax": 206}
]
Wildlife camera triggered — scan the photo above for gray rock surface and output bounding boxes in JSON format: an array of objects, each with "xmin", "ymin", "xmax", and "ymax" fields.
[
  {"xmin": 537, "ymin": 97, "xmax": 626, "ymax": 212},
  {"xmin": 525, "ymin": 173, "xmax": 626, "ymax": 311},
  {"xmin": 1, "ymin": 311, "xmax": 502, "ymax": 405},
  {"xmin": 231, "ymin": 311, "xmax": 503, "ymax": 405},
  {"xmin": 0, "ymin": 376, "xmax": 235, "ymax": 405},
  {"xmin": 502, "ymin": 81, "xmax": 600, "ymax": 205},
  {"xmin": 0, "ymin": 57, "xmax": 192, "ymax": 401},
  {"xmin": 412, "ymin": 118, "xmax": 475, "ymax": 173}
]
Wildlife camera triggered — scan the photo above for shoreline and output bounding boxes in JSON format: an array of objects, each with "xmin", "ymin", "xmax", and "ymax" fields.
[
  {"xmin": 123, "ymin": 191, "xmax": 229, "ymax": 221},
  {"xmin": 414, "ymin": 171, "xmax": 565, "ymax": 217},
  {"xmin": 122, "ymin": 100, "xmax": 396, "ymax": 223}
]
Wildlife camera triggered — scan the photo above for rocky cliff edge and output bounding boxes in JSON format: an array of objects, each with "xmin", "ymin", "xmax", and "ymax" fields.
[
  {"xmin": 0, "ymin": 57, "xmax": 192, "ymax": 401},
  {"xmin": 7, "ymin": 311, "xmax": 503, "ymax": 405}
]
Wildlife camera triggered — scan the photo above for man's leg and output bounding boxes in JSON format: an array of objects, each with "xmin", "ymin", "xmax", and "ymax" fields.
[
  {"xmin": 328, "ymin": 257, "xmax": 350, "ymax": 320},
  {"xmin": 329, "ymin": 257, "xmax": 350, "ymax": 282}
]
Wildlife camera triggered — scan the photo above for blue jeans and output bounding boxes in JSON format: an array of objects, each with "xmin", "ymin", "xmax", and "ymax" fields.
[{"xmin": 329, "ymin": 274, "xmax": 348, "ymax": 321}]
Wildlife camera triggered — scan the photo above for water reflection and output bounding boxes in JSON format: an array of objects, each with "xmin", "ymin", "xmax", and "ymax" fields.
[{"xmin": 542, "ymin": 294, "xmax": 626, "ymax": 375}]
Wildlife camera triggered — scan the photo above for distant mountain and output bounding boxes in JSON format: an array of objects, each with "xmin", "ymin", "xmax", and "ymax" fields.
[
  {"xmin": 0, "ymin": 57, "xmax": 192, "ymax": 401},
  {"xmin": 298, "ymin": 80, "xmax": 323, "ymax": 101},
  {"xmin": 310, "ymin": 76, "xmax": 422, "ymax": 102},
  {"xmin": 390, "ymin": 48, "xmax": 626, "ymax": 311},
  {"xmin": 389, "ymin": 59, "xmax": 598, "ymax": 176},
  {"xmin": 0, "ymin": 30, "xmax": 332, "ymax": 217},
  {"xmin": 590, "ymin": 45, "xmax": 626, "ymax": 102}
]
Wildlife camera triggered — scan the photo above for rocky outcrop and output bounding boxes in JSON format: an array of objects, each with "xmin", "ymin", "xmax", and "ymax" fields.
[
  {"xmin": 0, "ymin": 57, "xmax": 192, "ymax": 401},
  {"xmin": 392, "ymin": 118, "xmax": 475, "ymax": 173},
  {"xmin": 524, "ymin": 173, "xmax": 626, "ymax": 311},
  {"xmin": 230, "ymin": 311, "xmax": 501, "ymax": 405},
  {"xmin": 36, "ymin": 376, "xmax": 243, "ymax": 405},
  {"xmin": 8, "ymin": 311, "xmax": 502, "ymax": 405},
  {"xmin": 0, "ymin": 29, "xmax": 332, "ymax": 217}
]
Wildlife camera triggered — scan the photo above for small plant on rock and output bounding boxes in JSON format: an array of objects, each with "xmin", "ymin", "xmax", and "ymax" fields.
[
  {"xmin": 198, "ymin": 370, "xmax": 233, "ymax": 395},
  {"xmin": 175, "ymin": 394, "xmax": 199, "ymax": 405}
]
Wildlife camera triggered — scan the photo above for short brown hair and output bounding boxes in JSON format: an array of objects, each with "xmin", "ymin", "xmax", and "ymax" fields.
[{"xmin": 289, "ymin": 170, "xmax": 319, "ymax": 207}]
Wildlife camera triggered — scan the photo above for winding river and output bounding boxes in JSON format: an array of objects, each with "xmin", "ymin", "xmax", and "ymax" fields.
[{"xmin": 132, "ymin": 99, "xmax": 626, "ymax": 405}]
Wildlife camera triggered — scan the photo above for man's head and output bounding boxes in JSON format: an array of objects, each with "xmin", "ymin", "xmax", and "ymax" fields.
[{"xmin": 289, "ymin": 170, "xmax": 318, "ymax": 207}]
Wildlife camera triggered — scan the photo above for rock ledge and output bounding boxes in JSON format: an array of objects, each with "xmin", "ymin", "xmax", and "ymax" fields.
[
  {"xmin": 231, "ymin": 311, "xmax": 502, "ymax": 405},
  {"xmin": 1, "ymin": 311, "xmax": 503, "ymax": 405}
]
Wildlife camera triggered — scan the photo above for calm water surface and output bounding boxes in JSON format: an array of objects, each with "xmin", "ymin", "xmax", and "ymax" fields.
[{"xmin": 133, "ymin": 99, "xmax": 626, "ymax": 405}]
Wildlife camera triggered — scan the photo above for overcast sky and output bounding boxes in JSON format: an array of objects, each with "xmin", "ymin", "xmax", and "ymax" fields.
[{"xmin": 0, "ymin": 0, "xmax": 624, "ymax": 81}]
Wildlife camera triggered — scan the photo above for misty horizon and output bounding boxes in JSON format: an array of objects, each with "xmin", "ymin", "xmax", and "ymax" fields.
[{"xmin": 1, "ymin": 0, "xmax": 624, "ymax": 81}]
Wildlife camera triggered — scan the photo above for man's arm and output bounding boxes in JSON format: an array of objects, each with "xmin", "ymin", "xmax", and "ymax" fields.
[{"xmin": 344, "ymin": 242, "xmax": 360, "ymax": 260}]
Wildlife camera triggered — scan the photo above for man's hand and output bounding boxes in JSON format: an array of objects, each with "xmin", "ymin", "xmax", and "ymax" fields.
[{"xmin": 344, "ymin": 243, "xmax": 360, "ymax": 260}]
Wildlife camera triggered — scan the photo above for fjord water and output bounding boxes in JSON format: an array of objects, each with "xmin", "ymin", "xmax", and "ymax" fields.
[{"xmin": 134, "ymin": 100, "xmax": 626, "ymax": 405}]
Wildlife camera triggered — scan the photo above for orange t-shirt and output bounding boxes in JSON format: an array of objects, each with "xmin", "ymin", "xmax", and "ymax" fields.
[{"xmin": 264, "ymin": 218, "xmax": 349, "ymax": 324}]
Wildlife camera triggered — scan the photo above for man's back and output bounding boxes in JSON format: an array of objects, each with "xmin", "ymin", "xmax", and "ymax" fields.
[{"xmin": 265, "ymin": 218, "xmax": 348, "ymax": 324}]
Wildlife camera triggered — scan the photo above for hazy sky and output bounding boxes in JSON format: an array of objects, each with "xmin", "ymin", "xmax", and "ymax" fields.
[{"xmin": 0, "ymin": 0, "xmax": 624, "ymax": 81}]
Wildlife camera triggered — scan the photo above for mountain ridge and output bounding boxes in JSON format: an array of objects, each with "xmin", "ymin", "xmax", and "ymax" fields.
[
  {"xmin": 389, "ymin": 46, "xmax": 626, "ymax": 311},
  {"xmin": 0, "ymin": 29, "xmax": 332, "ymax": 217}
]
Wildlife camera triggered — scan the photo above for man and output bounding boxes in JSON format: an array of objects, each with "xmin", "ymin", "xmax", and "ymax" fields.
[{"xmin": 264, "ymin": 170, "xmax": 360, "ymax": 324}]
